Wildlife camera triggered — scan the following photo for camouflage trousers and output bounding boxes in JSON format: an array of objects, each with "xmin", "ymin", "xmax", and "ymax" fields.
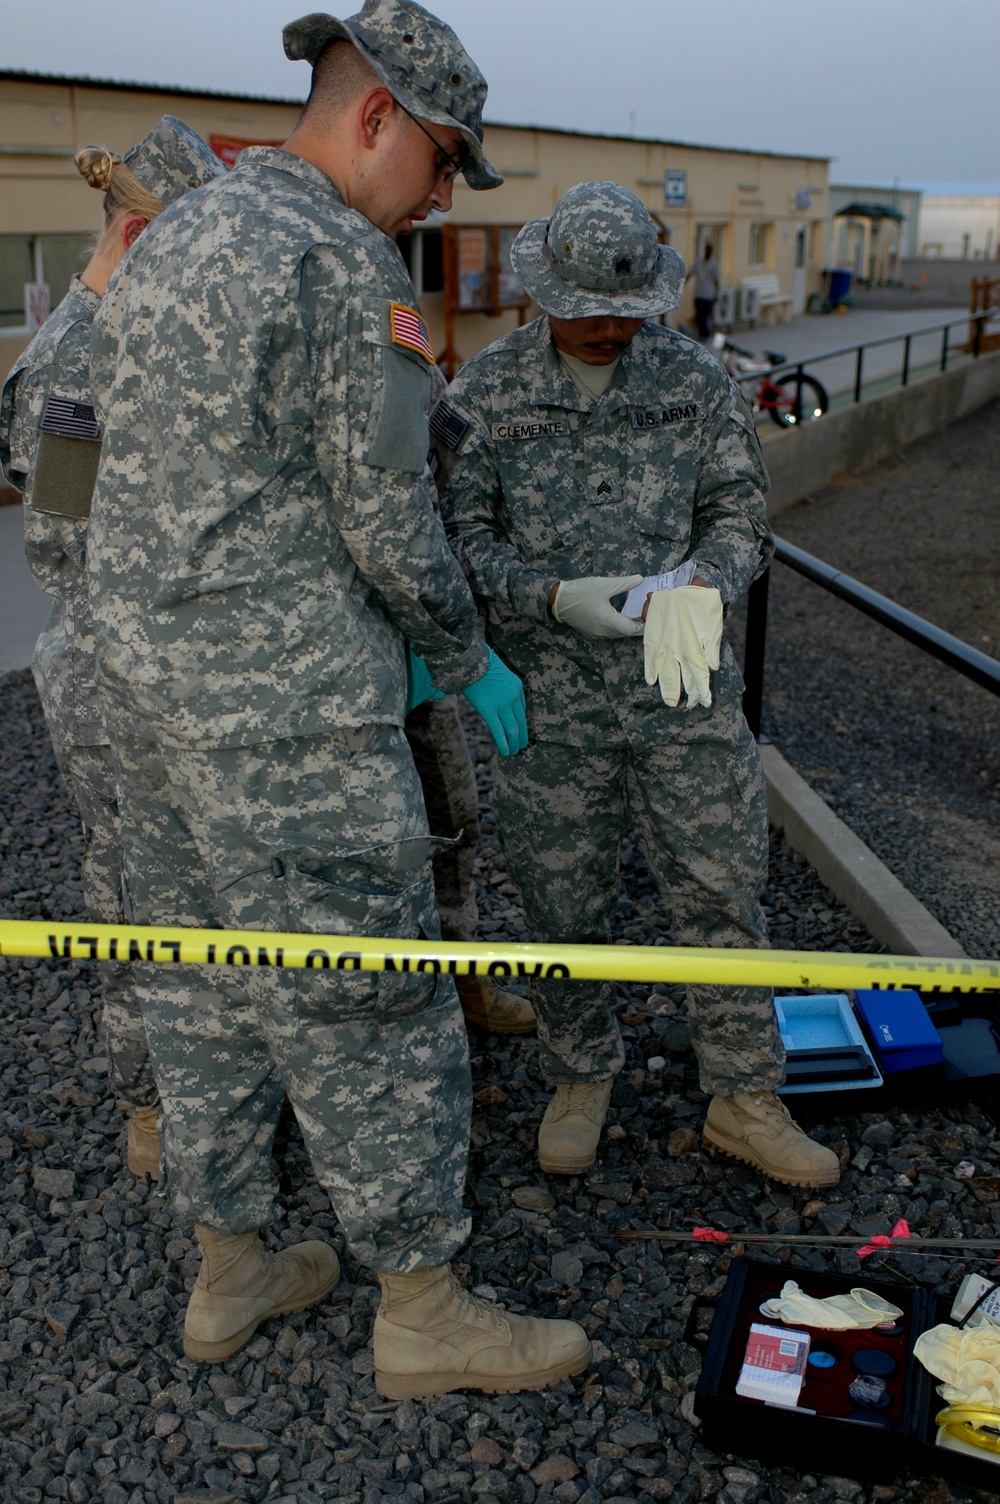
[
  {"xmin": 53, "ymin": 739, "xmax": 157, "ymax": 1109},
  {"xmin": 493, "ymin": 714, "xmax": 784, "ymax": 1097},
  {"xmin": 405, "ymin": 695, "xmax": 480, "ymax": 943},
  {"xmin": 112, "ymin": 723, "xmax": 472, "ymax": 1272}
]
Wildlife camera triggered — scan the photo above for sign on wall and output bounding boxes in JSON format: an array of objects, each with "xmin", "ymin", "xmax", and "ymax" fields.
[
  {"xmin": 25, "ymin": 283, "xmax": 50, "ymax": 331},
  {"xmin": 665, "ymin": 170, "xmax": 687, "ymax": 207}
]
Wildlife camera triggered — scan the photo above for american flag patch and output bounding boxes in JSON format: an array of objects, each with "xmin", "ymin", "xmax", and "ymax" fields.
[
  {"xmin": 429, "ymin": 400, "xmax": 470, "ymax": 452},
  {"xmin": 389, "ymin": 302, "xmax": 435, "ymax": 364},
  {"xmin": 40, "ymin": 393, "xmax": 102, "ymax": 442}
]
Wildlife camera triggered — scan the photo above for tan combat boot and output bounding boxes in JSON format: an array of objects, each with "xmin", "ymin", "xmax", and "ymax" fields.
[
  {"xmin": 703, "ymin": 1091, "xmax": 841, "ymax": 1188},
  {"xmin": 183, "ymin": 1226, "xmax": 340, "ymax": 1363},
  {"xmin": 126, "ymin": 1104, "xmax": 161, "ymax": 1180},
  {"xmin": 373, "ymin": 1265, "xmax": 590, "ymax": 1399},
  {"xmin": 454, "ymin": 974, "xmax": 536, "ymax": 1034},
  {"xmin": 537, "ymin": 1077, "xmax": 613, "ymax": 1175}
]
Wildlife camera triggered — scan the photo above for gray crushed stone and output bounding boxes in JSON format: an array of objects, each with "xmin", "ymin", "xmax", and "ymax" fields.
[
  {"xmin": 732, "ymin": 394, "xmax": 1000, "ymax": 961},
  {"xmin": 2, "ymin": 474, "xmax": 1000, "ymax": 1504}
]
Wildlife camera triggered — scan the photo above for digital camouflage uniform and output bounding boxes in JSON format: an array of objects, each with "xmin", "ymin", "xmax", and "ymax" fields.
[
  {"xmin": 404, "ymin": 365, "xmax": 482, "ymax": 946},
  {"xmin": 0, "ymin": 119, "xmax": 224, "ymax": 1114},
  {"xmin": 87, "ymin": 146, "xmax": 489, "ymax": 1268},
  {"xmin": 0, "ymin": 282, "xmax": 155, "ymax": 1108},
  {"xmin": 433, "ymin": 313, "xmax": 785, "ymax": 1097}
]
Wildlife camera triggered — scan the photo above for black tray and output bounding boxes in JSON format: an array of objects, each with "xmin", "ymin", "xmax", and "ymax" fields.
[{"xmin": 691, "ymin": 1256, "xmax": 1000, "ymax": 1490}]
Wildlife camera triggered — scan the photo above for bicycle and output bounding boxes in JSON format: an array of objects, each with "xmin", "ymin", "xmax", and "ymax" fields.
[{"xmin": 711, "ymin": 335, "xmax": 830, "ymax": 428}]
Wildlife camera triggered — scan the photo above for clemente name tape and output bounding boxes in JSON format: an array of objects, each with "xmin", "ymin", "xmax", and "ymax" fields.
[{"xmin": 0, "ymin": 919, "xmax": 998, "ymax": 993}]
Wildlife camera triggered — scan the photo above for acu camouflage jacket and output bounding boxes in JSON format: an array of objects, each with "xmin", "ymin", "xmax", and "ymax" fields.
[
  {"xmin": 88, "ymin": 147, "xmax": 486, "ymax": 749},
  {"xmin": 432, "ymin": 316, "xmax": 774, "ymax": 749},
  {"xmin": 0, "ymin": 278, "xmax": 107, "ymax": 747}
]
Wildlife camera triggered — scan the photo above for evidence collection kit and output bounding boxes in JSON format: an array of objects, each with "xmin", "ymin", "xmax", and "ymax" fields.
[
  {"xmin": 692, "ymin": 1260, "xmax": 1000, "ymax": 1488},
  {"xmin": 688, "ymin": 985, "xmax": 1000, "ymax": 1486}
]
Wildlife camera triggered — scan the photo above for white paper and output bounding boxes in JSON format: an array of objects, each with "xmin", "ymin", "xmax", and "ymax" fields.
[{"xmin": 621, "ymin": 559, "xmax": 696, "ymax": 618}]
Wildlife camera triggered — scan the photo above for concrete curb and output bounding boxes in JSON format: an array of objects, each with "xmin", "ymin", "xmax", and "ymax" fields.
[{"xmin": 760, "ymin": 742, "xmax": 967, "ymax": 959}]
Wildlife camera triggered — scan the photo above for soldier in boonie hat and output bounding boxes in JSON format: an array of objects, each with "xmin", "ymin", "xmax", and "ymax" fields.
[
  {"xmin": 433, "ymin": 176, "xmax": 842, "ymax": 1199},
  {"xmin": 284, "ymin": 1, "xmax": 502, "ymax": 190},
  {"xmin": 124, "ymin": 114, "xmax": 226, "ymax": 205},
  {"xmin": 510, "ymin": 180, "xmax": 686, "ymax": 318}
]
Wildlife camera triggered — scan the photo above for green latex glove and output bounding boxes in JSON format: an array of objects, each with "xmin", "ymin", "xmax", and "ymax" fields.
[
  {"xmin": 552, "ymin": 574, "xmax": 645, "ymax": 640},
  {"xmin": 461, "ymin": 648, "xmax": 528, "ymax": 756},
  {"xmin": 643, "ymin": 586, "xmax": 723, "ymax": 708},
  {"xmin": 405, "ymin": 646, "xmax": 445, "ymax": 715}
]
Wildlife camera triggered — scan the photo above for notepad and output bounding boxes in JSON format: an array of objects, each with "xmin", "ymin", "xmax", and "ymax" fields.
[
  {"xmin": 621, "ymin": 560, "xmax": 696, "ymax": 617},
  {"xmin": 736, "ymin": 1323, "xmax": 810, "ymax": 1407}
]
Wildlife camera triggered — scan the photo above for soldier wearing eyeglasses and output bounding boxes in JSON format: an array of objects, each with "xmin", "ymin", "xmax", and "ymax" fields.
[{"xmin": 86, "ymin": 0, "xmax": 587, "ymax": 1398}]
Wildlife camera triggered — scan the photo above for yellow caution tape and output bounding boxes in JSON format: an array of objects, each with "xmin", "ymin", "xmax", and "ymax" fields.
[{"xmin": 0, "ymin": 918, "xmax": 997, "ymax": 991}]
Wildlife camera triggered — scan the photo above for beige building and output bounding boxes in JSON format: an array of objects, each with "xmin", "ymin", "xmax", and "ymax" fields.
[{"xmin": 1, "ymin": 70, "xmax": 830, "ymax": 383}]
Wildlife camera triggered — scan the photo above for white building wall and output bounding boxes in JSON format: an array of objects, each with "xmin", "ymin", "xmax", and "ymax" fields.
[{"xmin": 918, "ymin": 196, "xmax": 1000, "ymax": 260}]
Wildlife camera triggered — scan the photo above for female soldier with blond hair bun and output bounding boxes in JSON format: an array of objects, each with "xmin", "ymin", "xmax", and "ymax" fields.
[{"xmin": 0, "ymin": 117, "xmax": 224, "ymax": 1179}]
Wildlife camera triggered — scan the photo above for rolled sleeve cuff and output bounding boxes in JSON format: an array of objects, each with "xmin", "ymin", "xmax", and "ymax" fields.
[
  {"xmin": 509, "ymin": 568, "xmax": 557, "ymax": 623},
  {"xmin": 692, "ymin": 560, "xmax": 729, "ymax": 602},
  {"xmin": 424, "ymin": 636, "xmax": 490, "ymax": 694}
]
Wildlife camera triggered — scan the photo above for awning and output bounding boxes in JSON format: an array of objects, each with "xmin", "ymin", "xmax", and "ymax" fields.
[{"xmin": 834, "ymin": 201, "xmax": 905, "ymax": 221}]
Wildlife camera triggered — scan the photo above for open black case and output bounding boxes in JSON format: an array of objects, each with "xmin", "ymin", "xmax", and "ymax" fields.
[{"xmin": 691, "ymin": 1257, "xmax": 1000, "ymax": 1490}]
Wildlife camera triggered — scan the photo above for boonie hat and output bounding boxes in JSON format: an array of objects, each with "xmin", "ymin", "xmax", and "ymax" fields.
[
  {"xmin": 284, "ymin": 0, "xmax": 502, "ymax": 190},
  {"xmin": 124, "ymin": 115, "xmax": 226, "ymax": 206},
  {"xmin": 511, "ymin": 181, "xmax": 686, "ymax": 319}
]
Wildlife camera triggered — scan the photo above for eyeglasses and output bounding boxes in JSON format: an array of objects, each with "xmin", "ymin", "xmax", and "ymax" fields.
[{"xmin": 398, "ymin": 102, "xmax": 469, "ymax": 184}]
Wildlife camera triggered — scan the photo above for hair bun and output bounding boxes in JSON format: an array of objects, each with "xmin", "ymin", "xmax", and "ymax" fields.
[{"xmin": 74, "ymin": 146, "xmax": 122, "ymax": 193}]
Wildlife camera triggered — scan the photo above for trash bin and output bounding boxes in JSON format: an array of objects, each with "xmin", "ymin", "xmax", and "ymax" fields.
[{"xmin": 827, "ymin": 268, "xmax": 853, "ymax": 308}]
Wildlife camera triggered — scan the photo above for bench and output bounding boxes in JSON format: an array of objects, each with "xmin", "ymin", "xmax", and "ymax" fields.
[{"xmin": 740, "ymin": 273, "xmax": 793, "ymax": 326}]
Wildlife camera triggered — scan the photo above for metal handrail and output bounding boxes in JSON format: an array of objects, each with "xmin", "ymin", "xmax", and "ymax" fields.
[
  {"xmin": 729, "ymin": 308, "xmax": 997, "ymax": 407},
  {"xmin": 742, "ymin": 537, "xmax": 1000, "ymax": 740}
]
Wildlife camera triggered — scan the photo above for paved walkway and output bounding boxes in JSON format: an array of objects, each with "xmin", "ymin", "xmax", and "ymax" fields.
[
  {"xmin": 707, "ymin": 303, "xmax": 971, "ymax": 417},
  {"xmin": 0, "ymin": 501, "xmax": 50, "ymax": 673}
]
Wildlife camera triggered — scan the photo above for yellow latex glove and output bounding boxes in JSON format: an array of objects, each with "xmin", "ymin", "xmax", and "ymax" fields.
[
  {"xmin": 915, "ymin": 1323, "xmax": 1000, "ymax": 1408},
  {"xmin": 760, "ymin": 1281, "xmax": 903, "ymax": 1331},
  {"xmin": 643, "ymin": 585, "xmax": 723, "ymax": 708}
]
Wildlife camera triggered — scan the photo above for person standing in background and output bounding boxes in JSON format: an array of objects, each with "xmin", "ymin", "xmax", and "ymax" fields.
[
  {"xmin": 690, "ymin": 240, "xmax": 721, "ymax": 338},
  {"xmin": 0, "ymin": 117, "xmax": 226, "ymax": 1179},
  {"xmin": 406, "ymin": 361, "xmax": 536, "ymax": 1038}
]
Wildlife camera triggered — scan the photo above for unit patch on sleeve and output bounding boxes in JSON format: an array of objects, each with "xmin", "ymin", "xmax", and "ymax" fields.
[
  {"xmin": 389, "ymin": 302, "xmax": 435, "ymax": 364},
  {"xmin": 630, "ymin": 403, "xmax": 699, "ymax": 429},
  {"xmin": 40, "ymin": 392, "xmax": 102, "ymax": 442},
  {"xmin": 430, "ymin": 400, "xmax": 471, "ymax": 452}
]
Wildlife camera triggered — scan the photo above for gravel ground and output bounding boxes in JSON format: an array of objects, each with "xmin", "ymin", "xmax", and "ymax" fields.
[
  {"xmin": 732, "ymin": 393, "xmax": 1000, "ymax": 961},
  {"xmin": 1, "ymin": 391, "xmax": 998, "ymax": 1504}
]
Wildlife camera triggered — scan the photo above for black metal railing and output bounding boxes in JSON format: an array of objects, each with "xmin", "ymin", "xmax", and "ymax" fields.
[
  {"xmin": 733, "ymin": 308, "xmax": 998, "ymax": 413},
  {"xmin": 742, "ymin": 538, "xmax": 1000, "ymax": 739}
]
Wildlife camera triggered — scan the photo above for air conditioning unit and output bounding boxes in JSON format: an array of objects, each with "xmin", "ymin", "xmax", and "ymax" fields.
[
  {"xmin": 737, "ymin": 284, "xmax": 760, "ymax": 324},
  {"xmin": 715, "ymin": 287, "xmax": 735, "ymax": 327}
]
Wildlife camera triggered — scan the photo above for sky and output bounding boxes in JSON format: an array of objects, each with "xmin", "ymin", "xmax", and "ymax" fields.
[{"xmin": 4, "ymin": 0, "xmax": 999, "ymax": 190}]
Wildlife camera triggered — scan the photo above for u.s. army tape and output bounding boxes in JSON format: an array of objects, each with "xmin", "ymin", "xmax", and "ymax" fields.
[{"xmin": 0, "ymin": 919, "xmax": 997, "ymax": 992}]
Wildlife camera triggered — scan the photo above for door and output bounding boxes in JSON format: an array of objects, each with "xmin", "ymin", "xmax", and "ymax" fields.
[{"xmin": 792, "ymin": 224, "xmax": 808, "ymax": 315}]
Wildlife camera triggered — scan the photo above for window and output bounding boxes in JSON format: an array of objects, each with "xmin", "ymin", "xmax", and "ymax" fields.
[
  {"xmin": 0, "ymin": 235, "xmax": 91, "ymax": 330},
  {"xmin": 809, "ymin": 220, "xmax": 824, "ymax": 263},
  {"xmin": 0, "ymin": 239, "xmax": 35, "ymax": 329},
  {"xmin": 748, "ymin": 222, "xmax": 771, "ymax": 268},
  {"xmin": 396, "ymin": 228, "xmax": 444, "ymax": 297}
]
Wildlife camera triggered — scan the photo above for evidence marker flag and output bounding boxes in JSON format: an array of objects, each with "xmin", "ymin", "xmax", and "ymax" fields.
[{"xmin": 0, "ymin": 919, "xmax": 998, "ymax": 993}]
